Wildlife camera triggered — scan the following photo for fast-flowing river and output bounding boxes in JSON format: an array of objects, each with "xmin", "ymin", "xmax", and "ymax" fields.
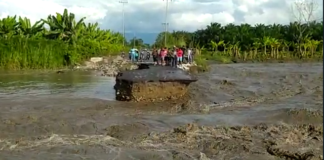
[
  {"xmin": 0, "ymin": 70, "xmax": 116, "ymax": 101},
  {"xmin": 0, "ymin": 63, "xmax": 322, "ymax": 160}
]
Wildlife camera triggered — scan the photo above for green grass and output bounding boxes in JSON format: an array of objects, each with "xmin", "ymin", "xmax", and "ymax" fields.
[
  {"xmin": 194, "ymin": 55, "xmax": 209, "ymax": 72},
  {"xmin": 0, "ymin": 37, "xmax": 127, "ymax": 70},
  {"xmin": 194, "ymin": 52, "xmax": 233, "ymax": 72},
  {"xmin": 200, "ymin": 53, "xmax": 233, "ymax": 63},
  {"xmin": 0, "ymin": 38, "xmax": 73, "ymax": 69}
]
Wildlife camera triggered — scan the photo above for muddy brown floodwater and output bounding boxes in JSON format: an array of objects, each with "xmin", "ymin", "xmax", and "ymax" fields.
[{"xmin": 0, "ymin": 63, "xmax": 322, "ymax": 160}]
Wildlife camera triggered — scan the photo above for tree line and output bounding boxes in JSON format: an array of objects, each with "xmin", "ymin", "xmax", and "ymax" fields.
[
  {"xmin": 0, "ymin": 9, "xmax": 145, "ymax": 69},
  {"xmin": 153, "ymin": 21, "xmax": 323, "ymax": 61},
  {"xmin": 1, "ymin": 6, "xmax": 322, "ymax": 69},
  {"xmin": 154, "ymin": 0, "xmax": 323, "ymax": 61}
]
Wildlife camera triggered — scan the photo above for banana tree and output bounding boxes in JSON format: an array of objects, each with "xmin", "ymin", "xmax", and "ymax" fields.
[
  {"xmin": 17, "ymin": 16, "xmax": 44, "ymax": 38},
  {"xmin": 227, "ymin": 43, "xmax": 234, "ymax": 57},
  {"xmin": 273, "ymin": 39, "xmax": 280, "ymax": 59},
  {"xmin": 262, "ymin": 36, "xmax": 272, "ymax": 58},
  {"xmin": 233, "ymin": 42, "xmax": 240, "ymax": 58},
  {"xmin": 280, "ymin": 40, "xmax": 290, "ymax": 59},
  {"xmin": 222, "ymin": 42, "xmax": 230, "ymax": 55},
  {"xmin": 42, "ymin": 9, "xmax": 85, "ymax": 42},
  {"xmin": 252, "ymin": 39, "xmax": 261, "ymax": 59},
  {"xmin": 217, "ymin": 40, "xmax": 225, "ymax": 55},
  {"xmin": 268, "ymin": 37, "xmax": 279, "ymax": 58},
  {"xmin": 301, "ymin": 37, "xmax": 322, "ymax": 58},
  {"xmin": 0, "ymin": 16, "xmax": 18, "ymax": 38},
  {"xmin": 300, "ymin": 36, "xmax": 313, "ymax": 58},
  {"xmin": 307, "ymin": 39, "xmax": 323, "ymax": 58},
  {"xmin": 243, "ymin": 44, "xmax": 251, "ymax": 60},
  {"xmin": 210, "ymin": 40, "xmax": 217, "ymax": 54}
]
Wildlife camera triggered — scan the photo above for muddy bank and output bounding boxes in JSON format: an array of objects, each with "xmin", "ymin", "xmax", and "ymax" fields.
[{"xmin": 0, "ymin": 62, "xmax": 322, "ymax": 160}]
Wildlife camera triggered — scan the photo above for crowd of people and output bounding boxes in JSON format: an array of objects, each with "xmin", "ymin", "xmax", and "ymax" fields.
[
  {"xmin": 123, "ymin": 46, "xmax": 195, "ymax": 68},
  {"xmin": 152, "ymin": 46, "xmax": 194, "ymax": 67},
  {"xmin": 126, "ymin": 48, "xmax": 150, "ymax": 62}
]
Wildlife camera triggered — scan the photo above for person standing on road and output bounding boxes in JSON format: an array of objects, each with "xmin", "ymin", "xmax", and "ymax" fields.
[
  {"xmin": 170, "ymin": 46, "xmax": 177, "ymax": 67},
  {"xmin": 161, "ymin": 47, "xmax": 167, "ymax": 66},
  {"xmin": 187, "ymin": 48, "xmax": 193, "ymax": 64},
  {"xmin": 166, "ymin": 47, "xmax": 170, "ymax": 66},
  {"xmin": 145, "ymin": 49, "xmax": 150, "ymax": 60},
  {"xmin": 157, "ymin": 47, "xmax": 162, "ymax": 65},
  {"xmin": 177, "ymin": 47, "xmax": 183, "ymax": 65},
  {"xmin": 152, "ymin": 47, "xmax": 158, "ymax": 65},
  {"xmin": 135, "ymin": 49, "xmax": 139, "ymax": 62},
  {"xmin": 181, "ymin": 46, "xmax": 186, "ymax": 63},
  {"xmin": 139, "ymin": 50, "xmax": 144, "ymax": 61},
  {"xmin": 129, "ymin": 48, "xmax": 136, "ymax": 62}
]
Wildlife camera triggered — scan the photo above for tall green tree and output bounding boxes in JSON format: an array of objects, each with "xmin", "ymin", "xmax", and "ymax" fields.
[
  {"xmin": 42, "ymin": 9, "xmax": 85, "ymax": 42},
  {"xmin": 0, "ymin": 16, "xmax": 19, "ymax": 38}
]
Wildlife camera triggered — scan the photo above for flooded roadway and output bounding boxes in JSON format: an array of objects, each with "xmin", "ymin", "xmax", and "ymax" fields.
[{"xmin": 0, "ymin": 63, "xmax": 322, "ymax": 160}]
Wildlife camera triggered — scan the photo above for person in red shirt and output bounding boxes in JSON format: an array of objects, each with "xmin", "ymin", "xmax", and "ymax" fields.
[{"xmin": 177, "ymin": 48, "xmax": 183, "ymax": 65}]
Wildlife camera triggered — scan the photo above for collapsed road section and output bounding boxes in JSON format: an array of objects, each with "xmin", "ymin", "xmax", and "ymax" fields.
[{"xmin": 114, "ymin": 65, "xmax": 197, "ymax": 102}]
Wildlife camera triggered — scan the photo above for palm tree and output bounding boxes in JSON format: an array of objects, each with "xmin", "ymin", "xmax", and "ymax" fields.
[{"xmin": 151, "ymin": 19, "xmax": 323, "ymax": 60}]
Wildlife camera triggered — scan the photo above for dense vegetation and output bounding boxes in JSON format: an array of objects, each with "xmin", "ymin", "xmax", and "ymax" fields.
[
  {"xmin": 153, "ymin": 21, "xmax": 323, "ymax": 63},
  {"xmin": 1, "ymin": 8, "xmax": 322, "ymax": 70},
  {"xmin": 0, "ymin": 9, "xmax": 139, "ymax": 69}
]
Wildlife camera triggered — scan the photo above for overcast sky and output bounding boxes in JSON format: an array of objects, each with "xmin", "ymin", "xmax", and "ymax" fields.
[{"xmin": 0, "ymin": 0, "xmax": 322, "ymax": 34}]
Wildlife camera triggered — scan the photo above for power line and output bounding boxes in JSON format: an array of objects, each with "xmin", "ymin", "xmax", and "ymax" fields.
[{"xmin": 119, "ymin": 0, "xmax": 128, "ymax": 47}]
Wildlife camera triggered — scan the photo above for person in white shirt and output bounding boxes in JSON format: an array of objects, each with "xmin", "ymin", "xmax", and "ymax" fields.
[
  {"xmin": 187, "ymin": 48, "xmax": 193, "ymax": 64},
  {"xmin": 171, "ymin": 46, "xmax": 177, "ymax": 67}
]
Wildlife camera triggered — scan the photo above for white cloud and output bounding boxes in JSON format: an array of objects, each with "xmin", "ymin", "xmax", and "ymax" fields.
[{"xmin": 0, "ymin": 0, "xmax": 322, "ymax": 33}]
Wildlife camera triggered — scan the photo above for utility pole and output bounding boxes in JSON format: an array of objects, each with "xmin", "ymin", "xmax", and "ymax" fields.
[
  {"xmin": 162, "ymin": 22, "xmax": 169, "ymax": 47},
  {"xmin": 162, "ymin": 0, "xmax": 171, "ymax": 47},
  {"xmin": 119, "ymin": 0, "xmax": 128, "ymax": 47}
]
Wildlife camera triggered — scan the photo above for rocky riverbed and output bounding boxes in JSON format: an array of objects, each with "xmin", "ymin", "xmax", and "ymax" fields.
[{"xmin": 73, "ymin": 56, "xmax": 138, "ymax": 76}]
